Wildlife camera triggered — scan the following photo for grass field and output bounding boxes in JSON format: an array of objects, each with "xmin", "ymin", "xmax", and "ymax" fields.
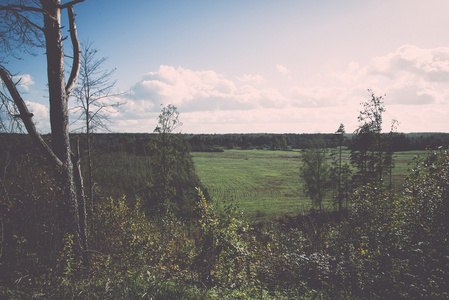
[{"xmin": 192, "ymin": 149, "xmax": 427, "ymax": 219}]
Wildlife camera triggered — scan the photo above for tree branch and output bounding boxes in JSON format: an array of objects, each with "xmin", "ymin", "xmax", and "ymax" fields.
[
  {"xmin": 65, "ymin": 5, "xmax": 80, "ymax": 97},
  {"xmin": 0, "ymin": 4, "xmax": 43, "ymax": 14},
  {"xmin": 2, "ymin": 6, "xmax": 45, "ymax": 32},
  {"xmin": 0, "ymin": 65, "xmax": 63, "ymax": 167},
  {"xmin": 60, "ymin": 0, "xmax": 85, "ymax": 9}
]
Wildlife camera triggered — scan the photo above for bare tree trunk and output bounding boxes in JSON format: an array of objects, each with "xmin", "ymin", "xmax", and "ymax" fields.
[
  {"xmin": 41, "ymin": 0, "xmax": 88, "ymax": 262},
  {"xmin": 42, "ymin": 0, "xmax": 79, "ymax": 246},
  {"xmin": 338, "ymin": 138, "xmax": 342, "ymax": 212},
  {"xmin": 73, "ymin": 136, "xmax": 88, "ymax": 264},
  {"xmin": 86, "ymin": 101, "xmax": 94, "ymax": 211},
  {"xmin": 1, "ymin": 0, "xmax": 87, "ymax": 264}
]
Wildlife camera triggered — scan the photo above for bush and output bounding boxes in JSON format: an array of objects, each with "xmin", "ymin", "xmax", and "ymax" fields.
[{"xmin": 326, "ymin": 150, "xmax": 449, "ymax": 298}]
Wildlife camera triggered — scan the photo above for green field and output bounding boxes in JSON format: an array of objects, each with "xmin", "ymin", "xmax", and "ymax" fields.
[{"xmin": 192, "ymin": 149, "xmax": 426, "ymax": 219}]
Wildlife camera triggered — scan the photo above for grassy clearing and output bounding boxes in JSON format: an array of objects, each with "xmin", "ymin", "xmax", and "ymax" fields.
[
  {"xmin": 192, "ymin": 150, "xmax": 305, "ymax": 219},
  {"xmin": 391, "ymin": 150, "xmax": 427, "ymax": 180},
  {"xmin": 192, "ymin": 149, "xmax": 426, "ymax": 219}
]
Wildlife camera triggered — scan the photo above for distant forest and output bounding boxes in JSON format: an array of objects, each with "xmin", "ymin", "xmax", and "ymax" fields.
[{"xmin": 2, "ymin": 132, "xmax": 448, "ymax": 155}]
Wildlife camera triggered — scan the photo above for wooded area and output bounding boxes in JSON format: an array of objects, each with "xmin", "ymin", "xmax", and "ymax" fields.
[
  {"xmin": 1, "ymin": 130, "xmax": 449, "ymax": 298},
  {"xmin": 2, "ymin": 1, "xmax": 449, "ymax": 298},
  {"xmin": 0, "ymin": 131, "xmax": 442, "ymax": 155}
]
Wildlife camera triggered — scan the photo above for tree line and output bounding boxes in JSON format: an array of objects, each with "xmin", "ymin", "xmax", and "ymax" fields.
[
  {"xmin": 2, "ymin": 130, "xmax": 445, "ymax": 158},
  {"xmin": 186, "ymin": 132, "xmax": 449, "ymax": 152}
]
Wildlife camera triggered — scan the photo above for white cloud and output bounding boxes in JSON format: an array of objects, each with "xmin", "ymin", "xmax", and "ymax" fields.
[
  {"xmin": 12, "ymin": 74, "xmax": 35, "ymax": 91},
  {"xmin": 276, "ymin": 64, "xmax": 290, "ymax": 76},
  {"xmin": 129, "ymin": 65, "xmax": 235, "ymax": 110},
  {"xmin": 126, "ymin": 65, "xmax": 286, "ymax": 114},
  {"xmin": 337, "ymin": 44, "xmax": 449, "ymax": 106},
  {"xmin": 237, "ymin": 74, "xmax": 266, "ymax": 85},
  {"xmin": 367, "ymin": 45, "xmax": 449, "ymax": 83},
  {"xmin": 25, "ymin": 101, "xmax": 50, "ymax": 132}
]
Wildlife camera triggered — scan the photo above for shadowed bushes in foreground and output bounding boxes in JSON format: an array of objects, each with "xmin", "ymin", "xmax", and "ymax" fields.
[{"xmin": 2, "ymin": 135, "xmax": 449, "ymax": 298}]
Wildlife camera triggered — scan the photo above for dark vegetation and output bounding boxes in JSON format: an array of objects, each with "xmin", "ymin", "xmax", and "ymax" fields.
[
  {"xmin": 2, "ymin": 129, "xmax": 449, "ymax": 299},
  {"xmin": 5, "ymin": 131, "xmax": 444, "ymax": 155}
]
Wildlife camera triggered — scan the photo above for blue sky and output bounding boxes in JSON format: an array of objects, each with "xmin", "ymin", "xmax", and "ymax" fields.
[{"xmin": 6, "ymin": 0, "xmax": 449, "ymax": 133}]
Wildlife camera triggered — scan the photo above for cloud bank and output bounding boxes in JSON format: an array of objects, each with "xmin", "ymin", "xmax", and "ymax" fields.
[
  {"xmin": 5, "ymin": 45, "xmax": 448, "ymax": 134},
  {"xmin": 338, "ymin": 44, "xmax": 449, "ymax": 106},
  {"xmin": 127, "ymin": 65, "xmax": 283, "ymax": 112},
  {"xmin": 108, "ymin": 45, "xmax": 449, "ymax": 133}
]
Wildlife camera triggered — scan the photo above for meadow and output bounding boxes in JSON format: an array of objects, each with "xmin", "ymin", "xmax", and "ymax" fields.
[{"xmin": 192, "ymin": 149, "xmax": 426, "ymax": 219}]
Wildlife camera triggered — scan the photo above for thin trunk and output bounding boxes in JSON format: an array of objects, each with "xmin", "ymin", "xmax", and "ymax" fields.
[
  {"xmin": 86, "ymin": 97, "xmax": 93, "ymax": 206},
  {"xmin": 378, "ymin": 133, "xmax": 383, "ymax": 182},
  {"xmin": 73, "ymin": 137, "xmax": 88, "ymax": 264},
  {"xmin": 87, "ymin": 122, "xmax": 94, "ymax": 208},
  {"xmin": 86, "ymin": 100, "xmax": 95, "ymax": 250},
  {"xmin": 335, "ymin": 127, "xmax": 345, "ymax": 211}
]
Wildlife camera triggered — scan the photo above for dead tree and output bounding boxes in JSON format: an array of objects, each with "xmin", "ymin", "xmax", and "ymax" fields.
[
  {"xmin": 0, "ymin": 0, "xmax": 88, "ymax": 263},
  {"xmin": 71, "ymin": 41, "xmax": 125, "ymax": 217}
]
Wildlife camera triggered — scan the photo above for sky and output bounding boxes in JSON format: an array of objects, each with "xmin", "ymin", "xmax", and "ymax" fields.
[{"xmin": 5, "ymin": 0, "xmax": 449, "ymax": 134}]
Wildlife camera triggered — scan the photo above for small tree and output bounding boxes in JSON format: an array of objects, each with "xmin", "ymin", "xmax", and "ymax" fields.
[
  {"xmin": 351, "ymin": 90, "xmax": 394, "ymax": 187},
  {"xmin": 144, "ymin": 104, "xmax": 193, "ymax": 216},
  {"xmin": 154, "ymin": 104, "xmax": 182, "ymax": 135},
  {"xmin": 385, "ymin": 119, "xmax": 399, "ymax": 187},
  {"xmin": 329, "ymin": 123, "xmax": 352, "ymax": 211},
  {"xmin": 300, "ymin": 138, "xmax": 330, "ymax": 212},
  {"xmin": 71, "ymin": 41, "xmax": 124, "ymax": 211}
]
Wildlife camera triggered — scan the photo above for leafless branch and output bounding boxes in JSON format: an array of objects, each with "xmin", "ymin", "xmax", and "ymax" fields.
[
  {"xmin": 71, "ymin": 41, "xmax": 127, "ymax": 133},
  {"xmin": 0, "ymin": 4, "xmax": 43, "ymax": 13},
  {"xmin": 0, "ymin": 65, "xmax": 63, "ymax": 167},
  {"xmin": 0, "ymin": 1, "xmax": 45, "ymax": 61},
  {"xmin": 0, "ymin": 5, "xmax": 45, "ymax": 31}
]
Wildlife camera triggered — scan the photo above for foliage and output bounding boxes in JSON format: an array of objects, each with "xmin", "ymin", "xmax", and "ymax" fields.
[
  {"xmin": 350, "ymin": 90, "xmax": 395, "ymax": 187},
  {"xmin": 399, "ymin": 149, "xmax": 449, "ymax": 298},
  {"xmin": 3, "ymin": 130, "xmax": 449, "ymax": 299},
  {"xmin": 154, "ymin": 104, "xmax": 182, "ymax": 134},
  {"xmin": 194, "ymin": 188, "xmax": 251, "ymax": 287},
  {"xmin": 329, "ymin": 124, "xmax": 352, "ymax": 211},
  {"xmin": 334, "ymin": 184, "xmax": 406, "ymax": 297},
  {"xmin": 0, "ymin": 143, "xmax": 60, "ymax": 282},
  {"xmin": 143, "ymin": 133, "xmax": 200, "ymax": 218},
  {"xmin": 300, "ymin": 138, "xmax": 330, "ymax": 211},
  {"xmin": 141, "ymin": 104, "xmax": 199, "ymax": 218},
  {"xmin": 327, "ymin": 150, "xmax": 449, "ymax": 298},
  {"xmin": 3, "ymin": 1, "xmax": 449, "ymax": 298},
  {"xmin": 7, "ymin": 132, "xmax": 443, "ymax": 156}
]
